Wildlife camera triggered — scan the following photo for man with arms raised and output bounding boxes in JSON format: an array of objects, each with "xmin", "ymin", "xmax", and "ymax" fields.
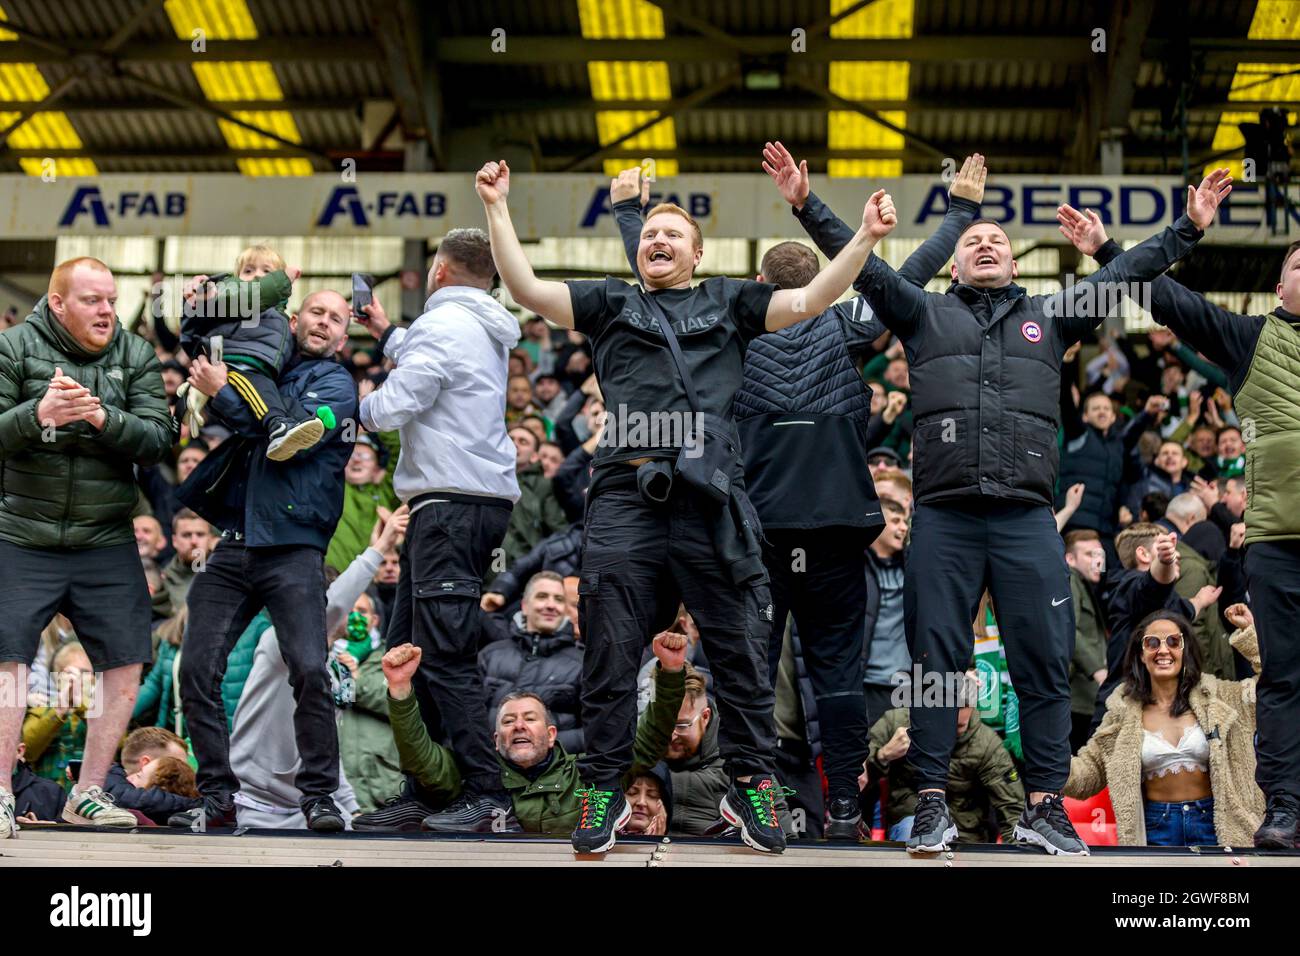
[
  {"xmin": 809, "ymin": 168, "xmax": 1229, "ymax": 854},
  {"xmin": 476, "ymin": 157, "xmax": 893, "ymax": 855},
  {"xmin": 1058, "ymin": 194, "xmax": 1300, "ymax": 848}
]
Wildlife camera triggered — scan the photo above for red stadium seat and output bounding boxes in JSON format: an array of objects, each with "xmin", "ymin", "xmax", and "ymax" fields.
[{"xmin": 1063, "ymin": 790, "xmax": 1118, "ymax": 846}]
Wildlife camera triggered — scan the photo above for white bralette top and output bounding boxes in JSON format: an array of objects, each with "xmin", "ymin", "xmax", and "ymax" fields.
[{"xmin": 1141, "ymin": 724, "xmax": 1210, "ymax": 781}]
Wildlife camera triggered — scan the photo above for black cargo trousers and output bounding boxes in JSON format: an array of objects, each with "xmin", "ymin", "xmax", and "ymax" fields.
[
  {"xmin": 576, "ymin": 481, "xmax": 777, "ymax": 790},
  {"xmin": 386, "ymin": 493, "xmax": 513, "ymax": 797}
]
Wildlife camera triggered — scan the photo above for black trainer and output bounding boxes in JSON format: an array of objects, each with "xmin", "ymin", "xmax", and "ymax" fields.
[
  {"xmin": 304, "ymin": 797, "xmax": 345, "ymax": 833},
  {"xmin": 719, "ymin": 775, "xmax": 788, "ymax": 853},
  {"xmin": 1013, "ymin": 794, "xmax": 1089, "ymax": 856},
  {"xmin": 825, "ymin": 795, "xmax": 863, "ymax": 841},
  {"xmin": 353, "ymin": 795, "xmax": 435, "ymax": 832},
  {"xmin": 906, "ymin": 792, "xmax": 958, "ymax": 853},
  {"xmin": 421, "ymin": 792, "xmax": 521, "ymax": 834},
  {"xmin": 570, "ymin": 787, "xmax": 631, "ymax": 854},
  {"xmin": 1254, "ymin": 792, "xmax": 1300, "ymax": 849},
  {"xmin": 168, "ymin": 796, "xmax": 238, "ymax": 830}
]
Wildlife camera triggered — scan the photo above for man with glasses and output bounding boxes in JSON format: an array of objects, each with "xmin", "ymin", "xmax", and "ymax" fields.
[{"xmin": 636, "ymin": 665, "xmax": 728, "ymax": 835}]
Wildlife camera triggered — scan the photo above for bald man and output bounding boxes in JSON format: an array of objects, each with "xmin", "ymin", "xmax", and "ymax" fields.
[
  {"xmin": 173, "ymin": 289, "xmax": 358, "ymax": 832},
  {"xmin": 0, "ymin": 256, "xmax": 174, "ymax": 837}
]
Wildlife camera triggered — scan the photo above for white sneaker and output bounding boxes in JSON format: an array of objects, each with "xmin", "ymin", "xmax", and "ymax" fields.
[
  {"xmin": 0, "ymin": 786, "xmax": 17, "ymax": 839},
  {"xmin": 62, "ymin": 785, "xmax": 138, "ymax": 828}
]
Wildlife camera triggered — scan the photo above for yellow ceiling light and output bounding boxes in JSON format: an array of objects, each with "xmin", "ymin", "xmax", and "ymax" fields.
[
  {"xmin": 10, "ymin": 112, "xmax": 86, "ymax": 150},
  {"xmin": 1246, "ymin": 0, "xmax": 1300, "ymax": 39},
  {"xmin": 0, "ymin": 64, "xmax": 49, "ymax": 100},
  {"xmin": 829, "ymin": 62, "xmax": 909, "ymax": 100},
  {"xmin": 579, "ymin": 1, "xmax": 676, "ymax": 182},
  {"xmin": 192, "ymin": 61, "xmax": 285, "ymax": 102},
  {"xmin": 1207, "ymin": 2, "xmax": 1300, "ymax": 180},
  {"xmin": 1228, "ymin": 62, "xmax": 1300, "ymax": 103},
  {"xmin": 238, "ymin": 157, "xmax": 314, "ymax": 176},
  {"xmin": 218, "ymin": 109, "xmax": 301, "ymax": 149},
  {"xmin": 588, "ymin": 62, "xmax": 672, "ymax": 101},
  {"xmin": 164, "ymin": 0, "xmax": 257, "ymax": 39},
  {"xmin": 0, "ymin": 3, "xmax": 97, "ymax": 175},
  {"xmin": 595, "ymin": 111, "xmax": 676, "ymax": 150},
  {"xmin": 830, "ymin": 0, "xmax": 914, "ymax": 38},
  {"xmin": 577, "ymin": 0, "xmax": 664, "ymax": 39},
  {"xmin": 164, "ymin": 0, "xmax": 308, "ymax": 176},
  {"xmin": 829, "ymin": 0, "xmax": 913, "ymax": 178}
]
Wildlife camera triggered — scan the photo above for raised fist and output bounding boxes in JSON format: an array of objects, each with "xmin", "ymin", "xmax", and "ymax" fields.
[
  {"xmin": 864, "ymin": 189, "xmax": 897, "ymax": 240},
  {"xmin": 476, "ymin": 159, "xmax": 511, "ymax": 205}
]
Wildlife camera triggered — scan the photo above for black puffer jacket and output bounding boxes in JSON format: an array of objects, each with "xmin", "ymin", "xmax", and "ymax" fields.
[
  {"xmin": 488, "ymin": 522, "xmax": 583, "ymax": 604},
  {"xmin": 478, "ymin": 613, "xmax": 584, "ymax": 753},
  {"xmin": 0, "ymin": 297, "xmax": 175, "ymax": 549},
  {"xmin": 804, "ymin": 213, "xmax": 1204, "ymax": 506},
  {"xmin": 732, "ymin": 193, "xmax": 980, "ymax": 528}
]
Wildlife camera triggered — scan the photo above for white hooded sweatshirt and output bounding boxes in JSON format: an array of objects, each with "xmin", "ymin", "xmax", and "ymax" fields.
[{"xmin": 360, "ymin": 286, "xmax": 521, "ymax": 503}]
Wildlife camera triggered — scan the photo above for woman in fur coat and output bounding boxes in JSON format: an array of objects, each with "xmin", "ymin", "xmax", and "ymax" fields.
[{"xmin": 1066, "ymin": 605, "xmax": 1263, "ymax": 846}]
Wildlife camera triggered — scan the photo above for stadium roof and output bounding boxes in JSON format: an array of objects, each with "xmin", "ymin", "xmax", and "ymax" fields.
[{"xmin": 0, "ymin": 0, "xmax": 1295, "ymax": 179}]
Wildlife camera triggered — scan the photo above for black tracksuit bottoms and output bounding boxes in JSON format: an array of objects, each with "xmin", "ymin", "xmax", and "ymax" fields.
[
  {"xmin": 386, "ymin": 495, "xmax": 513, "ymax": 796},
  {"xmin": 577, "ymin": 486, "xmax": 777, "ymax": 789},
  {"xmin": 763, "ymin": 527, "xmax": 871, "ymax": 798},
  {"xmin": 905, "ymin": 499, "xmax": 1074, "ymax": 795},
  {"xmin": 1245, "ymin": 540, "xmax": 1300, "ymax": 799}
]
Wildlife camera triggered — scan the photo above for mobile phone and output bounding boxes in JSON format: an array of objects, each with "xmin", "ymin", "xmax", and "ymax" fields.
[
  {"xmin": 67, "ymin": 759, "xmax": 82, "ymax": 784},
  {"xmin": 352, "ymin": 273, "xmax": 374, "ymax": 319}
]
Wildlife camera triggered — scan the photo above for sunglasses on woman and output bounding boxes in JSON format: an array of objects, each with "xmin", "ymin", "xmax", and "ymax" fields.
[{"xmin": 1142, "ymin": 634, "xmax": 1184, "ymax": 651}]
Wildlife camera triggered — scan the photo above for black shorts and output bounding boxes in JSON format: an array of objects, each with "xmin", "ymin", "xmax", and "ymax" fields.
[{"xmin": 0, "ymin": 537, "xmax": 153, "ymax": 671}]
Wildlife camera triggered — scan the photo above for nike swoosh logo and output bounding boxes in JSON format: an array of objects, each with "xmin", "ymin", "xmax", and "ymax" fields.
[{"xmin": 1051, "ymin": 597, "xmax": 1071, "ymax": 607}]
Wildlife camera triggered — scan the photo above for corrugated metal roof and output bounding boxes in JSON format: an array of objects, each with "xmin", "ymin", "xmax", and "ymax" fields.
[
  {"xmin": 273, "ymin": 61, "xmax": 387, "ymax": 99},
  {"xmin": 0, "ymin": 0, "xmax": 1283, "ymax": 179},
  {"xmin": 248, "ymin": 0, "xmax": 373, "ymax": 35},
  {"xmin": 0, "ymin": 0, "xmax": 174, "ymax": 41},
  {"xmin": 916, "ymin": 0, "xmax": 1099, "ymax": 34}
]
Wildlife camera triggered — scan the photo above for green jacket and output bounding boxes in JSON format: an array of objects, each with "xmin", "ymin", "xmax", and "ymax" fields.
[
  {"xmin": 1174, "ymin": 540, "xmax": 1233, "ymax": 680},
  {"xmin": 22, "ymin": 706, "xmax": 86, "ymax": 793},
  {"xmin": 1235, "ymin": 315, "xmax": 1300, "ymax": 544},
  {"xmin": 388, "ymin": 663, "xmax": 685, "ymax": 833},
  {"xmin": 326, "ymin": 480, "xmax": 400, "ymax": 572},
  {"xmin": 868, "ymin": 707, "xmax": 1025, "ymax": 843},
  {"xmin": 134, "ymin": 639, "xmax": 183, "ymax": 733},
  {"xmin": 338, "ymin": 651, "xmax": 404, "ymax": 813},
  {"xmin": 221, "ymin": 611, "xmax": 270, "ymax": 728},
  {"xmin": 0, "ymin": 298, "xmax": 175, "ymax": 549},
  {"xmin": 1068, "ymin": 569, "xmax": 1108, "ymax": 717},
  {"xmin": 500, "ymin": 465, "xmax": 568, "ymax": 570}
]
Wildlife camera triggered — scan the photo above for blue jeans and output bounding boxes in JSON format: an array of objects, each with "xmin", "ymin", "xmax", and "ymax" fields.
[
  {"xmin": 1144, "ymin": 797, "xmax": 1216, "ymax": 846},
  {"xmin": 889, "ymin": 816, "xmax": 915, "ymax": 841}
]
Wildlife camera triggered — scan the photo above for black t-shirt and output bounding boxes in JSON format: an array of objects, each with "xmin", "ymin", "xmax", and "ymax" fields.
[{"xmin": 566, "ymin": 276, "xmax": 775, "ymax": 466}]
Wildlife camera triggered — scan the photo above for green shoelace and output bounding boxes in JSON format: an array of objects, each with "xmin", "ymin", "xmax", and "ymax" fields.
[
  {"xmin": 574, "ymin": 787, "xmax": 617, "ymax": 829},
  {"xmin": 740, "ymin": 781, "xmax": 796, "ymax": 828}
]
